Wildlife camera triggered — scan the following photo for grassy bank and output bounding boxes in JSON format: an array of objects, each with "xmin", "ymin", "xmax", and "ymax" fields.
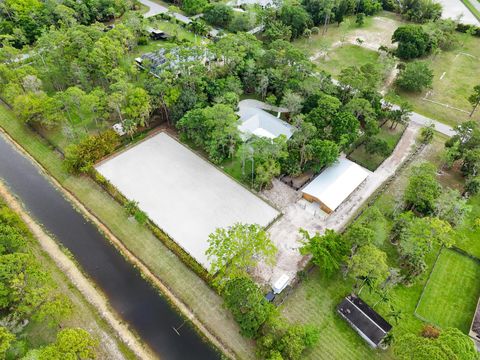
[
  {"xmin": 0, "ymin": 201, "xmax": 135, "ymax": 360},
  {"xmin": 0, "ymin": 105, "xmax": 255, "ymax": 359}
]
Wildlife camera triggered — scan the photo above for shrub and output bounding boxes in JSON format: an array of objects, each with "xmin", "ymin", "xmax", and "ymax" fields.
[
  {"xmin": 421, "ymin": 324, "xmax": 440, "ymax": 338},
  {"xmin": 392, "ymin": 25, "xmax": 432, "ymax": 59},
  {"xmin": 64, "ymin": 130, "xmax": 120, "ymax": 174},
  {"xmin": 395, "ymin": 61, "xmax": 433, "ymax": 92},
  {"xmin": 203, "ymin": 4, "xmax": 234, "ymax": 28}
]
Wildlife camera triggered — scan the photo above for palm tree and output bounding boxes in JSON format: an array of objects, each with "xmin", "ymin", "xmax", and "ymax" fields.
[
  {"xmin": 188, "ymin": 20, "xmax": 208, "ymax": 36},
  {"xmin": 388, "ymin": 305, "xmax": 403, "ymax": 325},
  {"xmin": 373, "ymin": 289, "xmax": 390, "ymax": 308}
]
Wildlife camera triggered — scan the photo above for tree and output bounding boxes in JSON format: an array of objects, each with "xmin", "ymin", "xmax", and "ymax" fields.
[
  {"xmin": 203, "ymin": 4, "xmax": 234, "ymax": 28},
  {"xmin": 355, "ymin": 12, "xmax": 365, "ymax": 26},
  {"xmin": 181, "ymin": 0, "xmax": 208, "ymax": 15},
  {"xmin": 395, "ymin": 328, "xmax": 477, "ymax": 360},
  {"xmin": 280, "ymin": 90, "xmax": 303, "ymax": 116},
  {"xmin": 257, "ymin": 316, "xmax": 320, "ymax": 360},
  {"xmin": 206, "ymin": 223, "xmax": 277, "ymax": 285},
  {"xmin": 468, "ymin": 84, "xmax": 480, "ymax": 117},
  {"xmin": 331, "ymin": 111, "xmax": 359, "ymax": 147},
  {"xmin": 343, "ymin": 223, "xmax": 375, "ymax": 248},
  {"xmin": 279, "ymin": 3, "xmax": 313, "ymax": 39},
  {"xmin": 222, "ymin": 276, "xmax": 275, "ymax": 338},
  {"xmin": 395, "ymin": 61, "xmax": 433, "ymax": 92},
  {"xmin": 365, "ymin": 137, "xmax": 390, "ymax": 157},
  {"xmin": 0, "ymin": 327, "xmax": 14, "ymax": 359},
  {"xmin": 434, "ymin": 188, "xmax": 471, "ymax": 226},
  {"xmin": 263, "ymin": 20, "xmax": 293, "ymax": 43},
  {"xmin": 299, "ymin": 229, "xmax": 349, "ymax": 277},
  {"xmin": 177, "ymin": 104, "xmax": 241, "ymax": 164},
  {"xmin": 420, "ymin": 124, "xmax": 435, "ymax": 144},
  {"xmin": 392, "ymin": 25, "xmax": 432, "ymax": 59},
  {"xmin": 36, "ymin": 328, "xmax": 98, "ymax": 360},
  {"xmin": 404, "ymin": 162, "xmax": 441, "ymax": 214},
  {"xmin": 348, "ymin": 244, "xmax": 389, "ymax": 287},
  {"xmin": 398, "ymin": 0, "xmax": 443, "ymax": 23}
]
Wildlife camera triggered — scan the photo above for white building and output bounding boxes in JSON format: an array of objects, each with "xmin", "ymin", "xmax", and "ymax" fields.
[
  {"xmin": 237, "ymin": 107, "xmax": 293, "ymax": 141},
  {"xmin": 301, "ymin": 158, "xmax": 370, "ymax": 214}
]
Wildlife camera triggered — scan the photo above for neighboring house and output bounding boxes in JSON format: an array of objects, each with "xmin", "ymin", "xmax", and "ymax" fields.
[
  {"xmin": 135, "ymin": 47, "xmax": 213, "ymax": 75},
  {"xmin": 301, "ymin": 158, "xmax": 370, "ymax": 214},
  {"xmin": 237, "ymin": 107, "xmax": 293, "ymax": 141},
  {"xmin": 337, "ymin": 294, "xmax": 393, "ymax": 348},
  {"xmin": 147, "ymin": 28, "xmax": 170, "ymax": 40}
]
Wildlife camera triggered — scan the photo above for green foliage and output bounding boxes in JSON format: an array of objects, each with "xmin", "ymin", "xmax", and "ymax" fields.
[
  {"xmin": 34, "ymin": 328, "xmax": 98, "ymax": 360},
  {"xmin": 279, "ymin": 2, "xmax": 313, "ymax": 39},
  {"xmin": 222, "ymin": 276, "xmax": 275, "ymax": 338},
  {"xmin": 64, "ymin": 130, "xmax": 120, "ymax": 174},
  {"xmin": 394, "ymin": 328, "xmax": 477, "ymax": 360},
  {"xmin": 434, "ymin": 188, "xmax": 471, "ymax": 227},
  {"xmin": 468, "ymin": 84, "xmax": 480, "ymax": 116},
  {"xmin": 0, "ymin": 327, "xmax": 14, "ymax": 359},
  {"xmin": 204, "ymin": 4, "xmax": 234, "ymax": 28},
  {"xmin": 257, "ymin": 316, "xmax": 320, "ymax": 360},
  {"xmin": 397, "ymin": 0, "xmax": 442, "ymax": 23},
  {"xmin": 206, "ymin": 223, "xmax": 277, "ymax": 286},
  {"xmin": 420, "ymin": 124, "xmax": 435, "ymax": 144},
  {"xmin": 177, "ymin": 104, "xmax": 241, "ymax": 164},
  {"xmin": 300, "ymin": 229, "xmax": 348, "ymax": 277},
  {"xmin": 355, "ymin": 13, "xmax": 365, "ymax": 26},
  {"xmin": 181, "ymin": 0, "xmax": 208, "ymax": 15},
  {"xmin": 392, "ymin": 25, "xmax": 433, "ymax": 59},
  {"xmin": 348, "ymin": 244, "xmax": 389, "ymax": 286},
  {"xmin": 404, "ymin": 162, "xmax": 441, "ymax": 214},
  {"xmin": 395, "ymin": 61, "xmax": 433, "ymax": 92}
]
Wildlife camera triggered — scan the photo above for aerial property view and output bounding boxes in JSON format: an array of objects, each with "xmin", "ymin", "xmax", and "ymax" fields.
[{"xmin": 1, "ymin": 0, "xmax": 480, "ymax": 358}]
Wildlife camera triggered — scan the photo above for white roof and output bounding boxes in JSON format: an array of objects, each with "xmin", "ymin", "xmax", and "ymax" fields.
[
  {"xmin": 272, "ymin": 274, "xmax": 290, "ymax": 294},
  {"xmin": 302, "ymin": 158, "xmax": 370, "ymax": 211},
  {"xmin": 237, "ymin": 107, "xmax": 293, "ymax": 140}
]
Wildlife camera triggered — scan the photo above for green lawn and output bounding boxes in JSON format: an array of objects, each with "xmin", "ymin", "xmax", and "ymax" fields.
[
  {"xmin": 315, "ymin": 44, "xmax": 380, "ymax": 78},
  {"xmin": 348, "ymin": 125, "xmax": 405, "ymax": 171},
  {"xmin": 415, "ymin": 249, "xmax": 480, "ymax": 333},
  {"xmin": 395, "ymin": 33, "xmax": 480, "ymax": 127},
  {"xmin": 0, "ymin": 105, "xmax": 256, "ymax": 359}
]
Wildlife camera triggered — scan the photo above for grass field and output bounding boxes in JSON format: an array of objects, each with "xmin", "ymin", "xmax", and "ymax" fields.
[
  {"xmin": 415, "ymin": 249, "xmax": 480, "ymax": 333},
  {"xmin": 348, "ymin": 125, "xmax": 405, "ymax": 171},
  {"xmin": 390, "ymin": 34, "xmax": 480, "ymax": 127},
  {"xmin": 0, "ymin": 105, "xmax": 256, "ymax": 359}
]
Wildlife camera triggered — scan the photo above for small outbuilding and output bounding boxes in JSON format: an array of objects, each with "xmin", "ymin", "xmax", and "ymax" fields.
[
  {"xmin": 237, "ymin": 107, "xmax": 293, "ymax": 141},
  {"xmin": 301, "ymin": 158, "xmax": 370, "ymax": 214},
  {"xmin": 337, "ymin": 294, "xmax": 392, "ymax": 348},
  {"xmin": 469, "ymin": 297, "xmax": 480, "ymax": 345},
  {"xmin": 147, "ymin": 28, "xmax": 170, "ymax": 40}
]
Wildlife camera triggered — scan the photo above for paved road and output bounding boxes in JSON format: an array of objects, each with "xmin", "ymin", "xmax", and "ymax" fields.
[
  {"xmin": 138, "ymin": 0, "xmax": 191, "ymax": 23},
  {"xmin": 436, "ymin": 0, "xmax": 480, "ymax": 25}
]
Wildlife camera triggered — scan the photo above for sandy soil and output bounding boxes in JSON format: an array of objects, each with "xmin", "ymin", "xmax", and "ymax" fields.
[
  {"xmin": 0, "ymin": 182, "xmax": 148, "ymax": 360},
  {"xmin": 255, "ymin": 122, "xmax": 422, "ymax": 285}
]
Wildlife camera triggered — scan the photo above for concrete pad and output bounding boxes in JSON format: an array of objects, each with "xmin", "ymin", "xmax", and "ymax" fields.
[{"xmin": 96, "ymin": 132, "xmax": 279, "ymax": 270}]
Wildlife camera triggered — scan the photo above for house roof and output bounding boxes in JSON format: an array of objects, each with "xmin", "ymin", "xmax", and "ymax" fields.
[
  {"xmin": 237, "ymin": 107, "xmax": 293, "ymax": 140},
  {"xmin": 301, "ymin": 158, "xmax": 370, "ymax": 211},
  {"xmin": 337, "ymin": 295, "xmax": 392, "ymax": 347}
]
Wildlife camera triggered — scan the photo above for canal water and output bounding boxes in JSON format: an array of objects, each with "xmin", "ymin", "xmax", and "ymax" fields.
[{"xmin": 0, "ymin": 133, "xmax": 220, "ymax": 360}]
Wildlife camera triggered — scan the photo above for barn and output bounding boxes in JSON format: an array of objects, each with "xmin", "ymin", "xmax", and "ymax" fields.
[{"xmin": 301, "ymin": 158, "xmax": 370, "ymax": 214}]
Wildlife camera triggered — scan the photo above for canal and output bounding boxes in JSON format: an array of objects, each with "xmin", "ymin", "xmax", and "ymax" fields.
[{"xmin": 0, "ymin": 132, "xmax": 220, "ymax": 360}]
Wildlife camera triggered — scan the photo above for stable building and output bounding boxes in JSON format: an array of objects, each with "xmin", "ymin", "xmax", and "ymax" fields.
[
  {"xmin": 337, "ymin": 294, "xmax": 392, "ymax": 348},
  {"xmin": 301, "ymin": 158, "xmax": 370, "ymax": 214},
  {"xmin": 237, "ymin": 107, "xmax": 293, "ymax": 141}
]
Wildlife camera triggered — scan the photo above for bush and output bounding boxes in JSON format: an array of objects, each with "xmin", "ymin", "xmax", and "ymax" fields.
[
  {"xmin": 203, "ymin": 4, "xmax": 234, "ymax": 28},
  {"xmin": 392, "ymin": 25, "xmax": 432, "ymax": 59},
  {"xmin": 64, "ymin": 130, "xmax": 120, "ymax": 174},
  {"xmin": 395, "ymin": 61, "xmax": 433, "ymax": 92},
  {"xmin": 222, "ymin": 277, "xmax": 275, "ymax": 338}
]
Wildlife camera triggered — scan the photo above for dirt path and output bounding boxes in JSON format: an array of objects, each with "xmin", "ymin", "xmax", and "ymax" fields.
[
  {"xmin": 0, "ymin": 128, "xmax": 235, "ymax": 360},
  {"xmin": 0, "ymin": 181, "xmax": 152, "ymax": 360},
  {"xmin": 256, "ymin": 122, "xmax": 421, "ymax": 285}
]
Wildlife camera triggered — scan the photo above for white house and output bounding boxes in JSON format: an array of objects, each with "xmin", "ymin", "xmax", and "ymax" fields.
[{"xmin": 237, "ymin": 107, "xmax": 293, "ymax": 141}]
